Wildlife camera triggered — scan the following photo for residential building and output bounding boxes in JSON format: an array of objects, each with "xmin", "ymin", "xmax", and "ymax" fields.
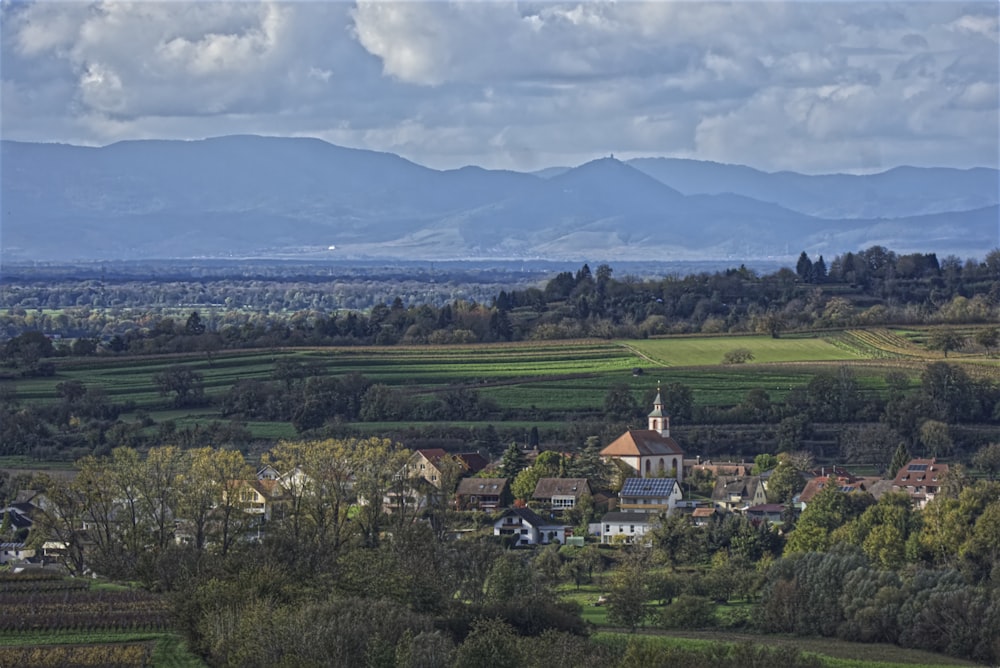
[
  {"xmin": 0, "ymin": 542, "xmax": 35, "ymax": 565},
  {"xmin": 892, "ymin": 458, "xmax": 949, "ymax": 508},
  {"xmin": 745, "ymin": 504, "xmax": 785, "ymax": 524},
  {"xmin": 456, "ymin": 478, "xmax": 510, "ymax": 511},
  {"xmin": 600, "ymin": 511, "xmax": 657, "ymax": 544},
  {"xmin": 796, "ymin": 475, "xmax": 872, "ymax": 510},
  {"xmin": 618, "ymin": 477, "xmax": 681, "ymax": 514},
  {"xmin": 531, "ymin": 478, "xmax": 591, "ymax": 510},
  {"xmin": 493, "ymin": 507, "xmax": 565, "ymax": 546},
  {"xmin": 711, "ymin": 475, "xmax": 767, "ymax": 512}
]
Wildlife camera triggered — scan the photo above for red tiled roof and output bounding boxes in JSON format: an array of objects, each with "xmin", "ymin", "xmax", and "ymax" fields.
[{"xmin": 601, "ymin": 430, "xmax": 684, "ymax": 457}]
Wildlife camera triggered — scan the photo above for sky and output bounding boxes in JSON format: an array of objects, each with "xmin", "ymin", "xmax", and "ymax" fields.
[{"xmin": 1, "ymin": 1, "xmax": 998, "ymax": 174}]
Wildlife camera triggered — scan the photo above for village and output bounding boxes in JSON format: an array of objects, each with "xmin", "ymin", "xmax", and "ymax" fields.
[{"xmin": 0, "ymin": 387, "xmax": 946, "ymax": 574}]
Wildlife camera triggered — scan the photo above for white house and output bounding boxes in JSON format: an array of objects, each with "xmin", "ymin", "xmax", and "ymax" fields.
[
  {"xmin": 493, "ymin": 507, "xmax": 565, "ymax": 546},
  {"xmin": 600, "ymin": 511, "xmax": 658, "ymax": 544},
  {"xmin": 0, "ymin": 542, "xmax": 35, "ymax": 564},
  {"xmin": 618, "ymin": 477, "xmax": 681, "ymax": 514}
]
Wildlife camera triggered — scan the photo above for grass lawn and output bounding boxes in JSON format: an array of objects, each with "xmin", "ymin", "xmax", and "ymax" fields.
[{"xmin": 625, "ymin": 333, "xmax": 865, "ymax": 367}]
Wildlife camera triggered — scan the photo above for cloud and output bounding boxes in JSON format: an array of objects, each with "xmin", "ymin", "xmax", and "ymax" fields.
[{"xmin": 1, "ymin": 1, "xmax": 996, "ymax": 173}]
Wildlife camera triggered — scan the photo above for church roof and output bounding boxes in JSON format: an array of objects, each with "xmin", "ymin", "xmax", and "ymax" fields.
[{"xmin": 600, "ymin": 430, "xmax": 684, "ymax": 457}]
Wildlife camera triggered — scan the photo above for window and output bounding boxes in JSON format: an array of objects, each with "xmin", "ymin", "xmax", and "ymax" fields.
[
  {"xmin": 604, "ymin": 524, "xmax": 610, "ymax": 532},
  {"xmin": 630, "ymin": 525, "xmax": 635, "ymax": 533}
]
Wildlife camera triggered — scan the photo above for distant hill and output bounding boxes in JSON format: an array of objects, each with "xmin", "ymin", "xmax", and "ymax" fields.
[
  {"xmin": 627, "ymin": 157, "xmax": 999, "ymax": 219},
  {"xmin": 2, "ymin": 136, "xmax": 996, "ymax": 262}
]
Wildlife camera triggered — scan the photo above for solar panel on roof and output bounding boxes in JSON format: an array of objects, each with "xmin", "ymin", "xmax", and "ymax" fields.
[
  {"xmin": 621, "ymin": 477, "xmax": 676, "ymax": 496},
  {"xmin": 908, "ymin": 464, "xmax": 928, "ymax": 472}
]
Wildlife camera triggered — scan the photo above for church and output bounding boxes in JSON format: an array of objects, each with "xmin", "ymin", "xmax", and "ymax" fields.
[{"xmin": 600, "ymin": 387, "xmax": 684, "ymax": 483}]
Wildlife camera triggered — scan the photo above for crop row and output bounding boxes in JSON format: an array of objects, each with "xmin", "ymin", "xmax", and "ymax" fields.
[
  {"xmin": 0, "ymin": 611, "xmax": 168, "ymax": 633},
  {"xmin": 0, "ymin": 579, "xmax": 90, "ymax": 594},
  {"xmin": 0, "ymin": 571, "xmax": 65, "ymax": 583},
  {"xmin": 842, "ymin": 329, "xmax": 919, "ymax": 358},
  {"xmin": 0, "ymin": 590, "xmax": 165, "ymax": 606},
  {"xmin": 0, "ymin": 642, "xmax": 153, "ymax": 667}
]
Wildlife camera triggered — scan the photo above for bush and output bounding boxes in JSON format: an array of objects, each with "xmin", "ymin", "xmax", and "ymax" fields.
[
  {"xmin": 657, "ymin": 594, "xmax": 716, "ymax": 629},
  {"xmin": 722, "ymin": 348, "xmax": 754, "ymax": 365}
]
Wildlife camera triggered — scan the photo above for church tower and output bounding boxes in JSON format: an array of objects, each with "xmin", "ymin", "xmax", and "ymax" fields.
[{"xmin": 647, "ymin": 383, "xmax": 670, "ymax": 437}]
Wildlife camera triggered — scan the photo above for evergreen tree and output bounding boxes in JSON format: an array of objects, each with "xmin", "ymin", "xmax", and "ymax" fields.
[
  {"xmin": 813, "ymin": 255, "xmax": 827, "ymax": 283},
  {"xmin": 498, "ymin": 442, "xmax": 526, "ymax": 480},
  {"xmin": 796, "ymin": 252, "xmax": 814, "ymax": 282}
]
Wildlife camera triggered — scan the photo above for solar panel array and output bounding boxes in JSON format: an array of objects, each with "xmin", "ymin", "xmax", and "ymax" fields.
[
  {"xmin": 908, "ymin": 464, "xmax": 928, "ymax": 472},
  {"xmin": 621, "ymin": 477, "xmax": 676, "ymax": 497}
]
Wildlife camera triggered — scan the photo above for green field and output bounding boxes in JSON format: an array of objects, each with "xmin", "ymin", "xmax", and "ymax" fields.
[
  {"xmin": 624, "ymin": 332, "xmax": 865, "ymax": 366},
  {"xmin": 4, "ymin": 329, "xmax": 995, "ymax": 442}
]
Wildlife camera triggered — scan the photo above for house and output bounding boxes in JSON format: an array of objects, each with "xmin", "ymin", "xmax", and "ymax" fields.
[
  {"xmin": 493, "ymin": 507, "xmax": 565, "ymax": 546},
  {"xmin": 686, "ymin": 459, "xmax": 751, "ymax": 479},
  {"xmin": 531, "ymin": 478, "xmax": 591, "ymax": 510},
  {"xmin": 711, "ymin": 475, "xmax": 767, "ymax": 512},
  {"xmin": 893, "ymin": 458, "xmax": 949, "ymax": 508},
  {"xmin": 796, "ymin": 475, "xmax": 868, "ymax": 510},
  {"xmin": 1, "ymin": 504, "xmax": 35, "ymax": 535},
  {"xmin": 227, "ymin": 479, "xmax": 286, "ymax": 520},
  {"xmin": 691, "ymin": 506, "xmax": 717, "ymax": 526},
  {"xmin": 601, "ymin": 388, "xmax": 685, "ymax": 482},
  {"xmin": 455, "ymin": 452, "xmax": 489, "ymax": 476},
  {"xmin": 257, "ymin": 464, "xmax": 281, "ymax": 480},
  {"xmin": 618, "ymin": 477, "xmax": 681, "ymax": 514},
  {"xmin": 0, "ymin": 542, "xmax": 35, "ymax": 564},
  {"xmin": 600, "ymin": 511, "xmax": 657, "ymax": 544},
  {"xmin": 405, "ymin": 449, "xmax": 488, "ymax": 488},
  {"xmin": 456, "ymin": 478, "xmax": 510, "ymax": 511},
  {"xmin": 745, "ymin": 504, "xmax": 785, "ymax": 524}
]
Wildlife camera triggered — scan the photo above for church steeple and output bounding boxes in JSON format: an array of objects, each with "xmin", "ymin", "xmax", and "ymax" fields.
[{"xmin": 648, "ymin": 382, "xmax": 670, "ymax": 437}]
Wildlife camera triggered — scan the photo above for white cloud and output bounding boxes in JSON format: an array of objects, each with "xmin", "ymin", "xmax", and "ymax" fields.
[{"xmin": 0, "ymin": 1, "xmax": 996, "ymax": 173}]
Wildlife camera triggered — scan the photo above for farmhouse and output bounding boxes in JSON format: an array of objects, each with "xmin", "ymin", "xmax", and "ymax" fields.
[{"xmin": 601, "ymin": 388, "xmax": 684, "ymax": 482}]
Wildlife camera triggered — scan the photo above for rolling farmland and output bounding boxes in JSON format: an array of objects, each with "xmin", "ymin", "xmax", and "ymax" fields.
[{"xmin": 3, "ymin": 329, "xmax": 996, "ymax": 444}]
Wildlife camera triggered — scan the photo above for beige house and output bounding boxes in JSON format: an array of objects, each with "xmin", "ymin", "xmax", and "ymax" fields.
[
  {"xmin": 227, "ymin": 479, "xmax": 286, "ymax": 520},
  {"xmin": 601, "ymin": 389, "xmax": 684, "ymax": 482}
]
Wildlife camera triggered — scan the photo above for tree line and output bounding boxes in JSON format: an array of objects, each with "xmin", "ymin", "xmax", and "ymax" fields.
[{"xmin": 2, "ymin": 246, "xmax": 999, "ymax": 359}]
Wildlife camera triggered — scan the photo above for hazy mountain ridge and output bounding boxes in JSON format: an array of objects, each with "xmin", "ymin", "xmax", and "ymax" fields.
[{"xmin": 2, "ymin": 136, "xmax": 996, "ymax": 262}]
